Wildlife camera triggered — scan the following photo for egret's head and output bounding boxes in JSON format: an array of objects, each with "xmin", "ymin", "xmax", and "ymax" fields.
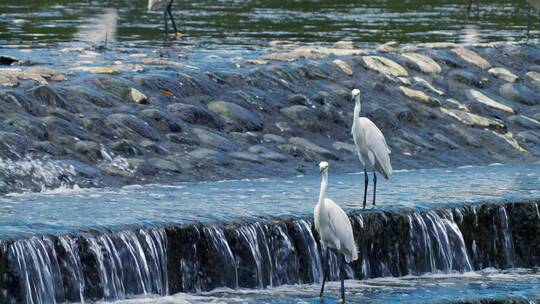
[
  {"xmin": 319, "ymin": 161, "xmax": 329, "ymax": 174},
  {"xmin": 351, "ymin": 89, "xmax": 361, "ymax": 102}
]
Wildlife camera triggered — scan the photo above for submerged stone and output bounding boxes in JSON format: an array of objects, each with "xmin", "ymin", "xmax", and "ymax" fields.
[
  {"xmin": 412, "ymin": 77, "xmax": 444, "ymax": 96},
  {"xmin": 525, "ymin": 70, "xmax": 540, "ymax": 82},
  {"xmin": 451, "ymin": 47, "xmax": 491, "ymax": 70},
  {"xmin": 445, "ymin": 98, "xmax": 469, "ymax": 111},
  {"xmin": 332, "ymin": 141, "xmax": 356, "ymax": 153},
  {"xmin": 516, "ymin": 130, "xmax": 540, "ymax": 144},
  {"xmin": 129, "ymin": 88, "xmax": 148, "ymax": 104},
  {"xmin": 432, "ymin": 133, "xmax": 460, "ymax": 150},
  {"xmin": 140, "ymin": 140, "xmax": 169, "ymax": 156},
  {"xmin": 25, "ymin": 67, "xmax": 67, "ymax": 82},
  {"xmin": 361, "ymin": 56, "xmax": 409, "ymax": 77},
  {"xmin": 193, "ymin": 128, "xmax": 236, "ymax": 152},
  {"xmin": 73, "ymin": 140, "xmax": 103, "ymax": 161},
  {"xmin": 400, "ymin": 52, "xmax": 442, "ymax": 74},
  {"xmin": 207, "ymin": 101, "xmax": 263, "ymax": 132},
  {"xmin": 73, "ymin": 66, "xmax": 120, "ymax": 74},
  {"xmin": 488, "ymin": 67, "xmax": 518, "ymax": 82},
  {"xmin": 29, "ymin": 85, "xmax": 68, "ymax": 109},
  {"xmin": 107, "ymin": 113, "xmax": 161, "ymax": 142},
  {"xmin": 449, "ymin": 70, "xmax": 486, "ymax": 87},
  {"xmin": 399, "ymin": 86, "xmax": 441, "ymax": 107},
  {"xmin": 288, "ymin": 137, "xmax": 338, "ymax": 160},
  {"xmin": 508, "ymin": 115, "xmax": 540, "ymax": 130},
  {"xmin": 280, "ymin": 105, "xmax": 321, "ymax": 132},
  {"xmin": 0, "ymin": 71, "xmax": 19, "ymax": 87},
  {"xmin": 332, "ymin": 59, "xmax": 354, "ymax": 76},
  {"xmin": 263, "ymin": 134, "xmax": 286, "ymax": 145},
  {"xmin": 228, "ymin": 151, "xmax": 262, "ymax": 163},
  {"xmin": 110, "ymin": 139, "xmax": 143, "ymax": 157},
  {"xmin": 43, "ymin": 116, "xmax": 92, "ymax": 141},
  {"xmin": 248, "ymin": 145, "xmax": 287, "ymax": 162},
  {"xmin": 148, "ymin": 157, "xmax": 180, "ymax": 172},
  {"xmin": 0, "ymin": 55, "xmax": 18, "ymax": 65},
  {"xmin": 0, "ymin": 131, "xmax": 29, "ymax": 159},
  {"xmin": 168, "ymin": 103, "xmax": 223, "ymax": 130},
  {"xmin": 499, "ymin": 83, "xmax": 540, "ymax": 106},
  {"xmin": 140, "ymin": 109, "xmax": 183, "ymax": 133},
  {"xmin": 189, "ymin": 148, "xmax": 231, "ymax": 165},
  {"xmin": 440, "ymin": 108, "xmax": 505, "ymax": 129},
  {"xmin": 466, "ymin": 89, "xmax": 515, "ymax": 114},
  {"xmin": 491, "ymin": 131, "xmax": 528, "ymax": 153}
]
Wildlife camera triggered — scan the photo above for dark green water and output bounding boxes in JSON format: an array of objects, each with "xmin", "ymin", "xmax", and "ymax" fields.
[{"xmin": 0, "ymin": 0, "xmax": 538, "ymax": 48}]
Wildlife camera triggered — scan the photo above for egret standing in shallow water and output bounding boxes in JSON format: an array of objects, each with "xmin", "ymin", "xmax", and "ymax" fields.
[
  {"xmin": 351, "ymin": 89, "xmax": 392, "ymax": 209},
  {"xmin": 148, "ymin": 0, "xmax": 181, "ymax": 39},
  {"xmin": 467, "ymin": 0, "xmax": 540, "ymax": 39},
  {"xmin": 314, "ymin": 161, "xmax": 358, "ymax": 302}
]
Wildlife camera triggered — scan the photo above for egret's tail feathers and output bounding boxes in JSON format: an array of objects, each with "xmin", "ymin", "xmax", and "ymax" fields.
[
  {"xmin": 345, "ymin": 245, "xmax": 359, "ymax": 263},
  {"xmin": 374, "ymin": 153, "xmax": 393, "ymax": 180}
]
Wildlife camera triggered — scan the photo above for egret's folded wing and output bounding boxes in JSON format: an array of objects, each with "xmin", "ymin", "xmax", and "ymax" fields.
[{"xmin": 360, "ymin": 118, "xmax": 393, "ymax": 178}]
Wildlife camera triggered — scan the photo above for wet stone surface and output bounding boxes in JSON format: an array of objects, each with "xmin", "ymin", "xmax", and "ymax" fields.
[{"xmin": 0, "ymin": 42, "xmax": 540, "ymax": 192}]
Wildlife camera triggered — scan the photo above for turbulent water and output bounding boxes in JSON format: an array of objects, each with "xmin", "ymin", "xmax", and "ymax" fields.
[
  {"xmin": 109, "ymin": 269, "xmax": 540, "ymax": 303},
  {"xmin": 0, "ymin": 0, "xmax": 539, "ymax": 48},
  {"xmin": 0, "ymin": 164, "xmax": 539, "ymax": 303},
  {"xmin": 1, "ymin": 199, "xmax": 540, "ymax": 303}
]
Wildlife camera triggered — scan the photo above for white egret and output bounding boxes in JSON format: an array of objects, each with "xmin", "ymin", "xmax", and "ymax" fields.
[
  {"xmin": 351, "ymin": 89, "xmax": 392, "ymax": 209},
  {"xmin": 467, "ymin": 0, "xmax": 540, "ymax": 39},
  {"xmin": 148, "ymin": 0, "xmax": 181, "ymax": 39},
  {"xmin": 314, "ymin": 161, "xmax": 358, "ymax": 302}
]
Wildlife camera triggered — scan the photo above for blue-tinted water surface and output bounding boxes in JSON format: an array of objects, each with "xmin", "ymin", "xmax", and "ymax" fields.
[{"xmin": 1, "ymin": 162, "xmax": 539, "ymax": 238}]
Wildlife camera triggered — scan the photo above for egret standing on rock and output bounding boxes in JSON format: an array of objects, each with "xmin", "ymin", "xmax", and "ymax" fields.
[
  {"xmin": 148, "ymin": 0, "xmax": 181, "ymax": 39},
  {"xmin": 314, "ymin": 161, "xmax": 358, "ymax": 303},
  {"xmin": 351, "ymin": 89, "xmax": 392, "ymax": 209}
]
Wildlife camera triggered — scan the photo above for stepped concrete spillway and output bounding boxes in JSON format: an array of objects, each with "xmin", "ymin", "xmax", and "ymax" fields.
[
  {"xmin": 0, "ymin": 164, "xmax": 538, "ymax": 303},
  {"xmin": 1, "ymin": 42, "xmax": 540, "ymax": 193},
  {"xmin": 1, "ymin": 200, "xmax": 539, "ymax": 303}
]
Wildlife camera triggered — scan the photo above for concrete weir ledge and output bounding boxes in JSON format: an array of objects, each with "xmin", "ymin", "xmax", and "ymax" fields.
[
  {"xmin": 0, "ymin": 41, "xmax": 540, "ymax": 193},
  {"xmin": 0, "ymin": 199, "xmax": 539, "ymax": 303}
]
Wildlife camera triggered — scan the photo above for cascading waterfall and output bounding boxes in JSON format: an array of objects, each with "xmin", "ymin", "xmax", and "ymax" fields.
[
  {"xmin": 7, "ymin": 237, "xmax": 64, "ymax": 304},
  {"xmin": 1, "ymin": 202, "xmax": 539, "ymax": 303},
  {"xmin": 1, "ymin": 227, "xmax": 168, "ymax": 304}
]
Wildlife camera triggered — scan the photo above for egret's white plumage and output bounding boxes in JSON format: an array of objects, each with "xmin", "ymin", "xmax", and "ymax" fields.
[
  {"xmin": 148, "ymin": 0, "xmax": 171, "ymax": 11},
  {"xmin": 351, "ymin": 89, "xmax": 392, "ymax": 208},
  {"xmin": 529, "ymin": 0, "xmax": 540, "ymax": 12},
  {"xmin": 147, "ymin": 0, "xmax": 180, "ymax": 39},
  {"xmin": 314, "ymin": 161, "xmax": 358, "ymax": 301}
]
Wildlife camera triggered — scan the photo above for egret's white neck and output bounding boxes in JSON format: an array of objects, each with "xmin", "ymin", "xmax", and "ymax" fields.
[
  {"xmin": 353, "ymin": 96, "xmax": 361, "ymax": 126},
  {"xmin": 318, "ymin": 171, "xmax": 328, "ymax": 207}
]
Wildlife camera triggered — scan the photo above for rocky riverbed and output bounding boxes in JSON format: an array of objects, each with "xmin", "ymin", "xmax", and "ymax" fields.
[{"xmin": 1, "ymin": 41, "xmax": 540, "ymax": 193}]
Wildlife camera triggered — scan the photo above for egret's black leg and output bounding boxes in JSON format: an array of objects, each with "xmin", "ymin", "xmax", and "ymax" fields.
[
  {"xmin": 527, "ymin": 5, "xmax": 532, "ymax": 41},
  {"xmin": 164, "ymin": 10, "xmax": 169, "ymax": 40},
  {"xmin": 373, "ymin": 170, "xmax": 377, "ymax": 206},
  {"xmin": 340, "ymin": 254, "xmax": 346, "ymax": 303},
  {"xmin": 363, "ymin": 169, "xmax": 368, "ymax": 209},
  {"xmin": 167, "ymin": 0, "xmax": 179, "ymax": 34},
  {"xmin": 319, "ymin": 249, "xmax": 328, "ymax": 299},
  {"xmin": 537, "ymin": 11, "xmax": 540, "ymax": 41},
  {"xmin": 466, "ymin": 0, "xmax": 473, "ymax": 16}
]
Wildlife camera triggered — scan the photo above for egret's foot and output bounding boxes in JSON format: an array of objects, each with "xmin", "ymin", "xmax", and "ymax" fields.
[{"xmin": 172, "ymin": 32, "xmax": 183, "ymax": 39}]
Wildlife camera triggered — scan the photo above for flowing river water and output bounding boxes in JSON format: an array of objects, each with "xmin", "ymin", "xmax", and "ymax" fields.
[
  {"xmin": 2, "ymin": 1, "xmax": 540, "ymax": 303},
  {"xmin": 0, "ymin": 163, "xmax": 539, "ymax": 303},
  {"xmin": 1, "ymin": 0, "xmax": 539, "ymax": 48}
]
